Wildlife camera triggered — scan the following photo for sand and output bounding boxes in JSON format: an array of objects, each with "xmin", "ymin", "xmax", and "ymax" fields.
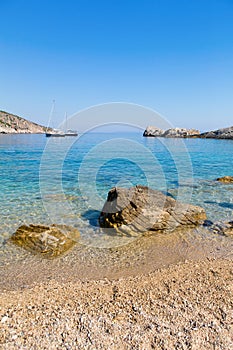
[{"xmin": 1, "ymin": 257, "xmax": 233, "ymax": 350}]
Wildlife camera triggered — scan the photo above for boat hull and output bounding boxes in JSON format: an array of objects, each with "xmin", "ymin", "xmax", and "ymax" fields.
[
  {"xmin": 45, "ymin": 133, "xmax": 65, "ymax": 137},
  {"xmin": 65, "ymin": 133, "xmax": 78, "ymax": 136}
]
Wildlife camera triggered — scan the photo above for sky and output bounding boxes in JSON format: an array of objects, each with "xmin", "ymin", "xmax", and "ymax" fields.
[{"xmin": 0, "ymin": 0, "xmax": 233, "ymax": 132}]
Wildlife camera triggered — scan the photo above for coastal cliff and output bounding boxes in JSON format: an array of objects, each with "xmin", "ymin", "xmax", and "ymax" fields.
[{"xmin": 0, "ymin": 110, "xmax": 49, "ymax": 134}]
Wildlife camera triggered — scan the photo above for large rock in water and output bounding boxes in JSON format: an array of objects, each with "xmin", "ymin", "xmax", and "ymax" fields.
[
  {"xmin": 10, "ymin": 224, "xmax": 80, "ymax": 257},
  {"xmin": 201, "ymin": 126, "xmax": 233, "ymax": 139},
  {"xmin": 99, "ymin": 186, "xmax": 206, "ymax": 236}
]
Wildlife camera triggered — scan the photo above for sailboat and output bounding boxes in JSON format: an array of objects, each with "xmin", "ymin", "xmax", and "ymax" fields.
[
  {"xmin": 64, "ymin": 113, "xmax": 78, "ymax": 136},
  {"xmin": 65, "ymin": 129, "xmax": 78, "ymax": 136},
  {"xmin": 45, "ymin": 129, "xmax": 65, "ymax": 137},
  {"xmin": 45, "ymin": 100, "xmax": 66, "ymax": 137}
]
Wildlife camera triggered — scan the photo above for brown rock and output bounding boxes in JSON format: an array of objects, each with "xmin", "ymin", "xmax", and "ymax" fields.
[
  {"xmin": 99, "ymin": 186, "xmax": 206, "ymax": 236},
  {"xmin": 216, "ymin": 176, "xmax": 233, "ymax": 183},
  {"xmin": 10, "ymin": 224, "xmax": 80, "ymax": 257}
]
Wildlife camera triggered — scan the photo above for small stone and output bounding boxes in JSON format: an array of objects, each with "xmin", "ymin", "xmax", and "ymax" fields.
[{"xmin": 1, "ymin": 316, "xmax": 8, "ymax": 323}]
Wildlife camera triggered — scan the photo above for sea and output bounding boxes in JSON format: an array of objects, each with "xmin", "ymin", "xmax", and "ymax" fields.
[{"xmin": 0, "ymin": 132, "xmax": 233, "ymax": 287}]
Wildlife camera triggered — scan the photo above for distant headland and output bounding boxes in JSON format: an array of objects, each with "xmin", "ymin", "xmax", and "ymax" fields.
[{"xmin": 0, "ymin": 110, "xmax": 50, "ymax": 134}]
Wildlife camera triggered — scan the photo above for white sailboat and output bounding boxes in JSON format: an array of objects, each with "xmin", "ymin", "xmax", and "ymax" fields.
[
  {"xmin": 45, "ymin": 129, "xmax": 65, "ymax": 137},
  {"xmin": 64, "ymin": 112, "xmax": 78, "ymax": 136},
  {"xmin": 45, "ymin": 100, "xmax": 65, "ymax": 137}
]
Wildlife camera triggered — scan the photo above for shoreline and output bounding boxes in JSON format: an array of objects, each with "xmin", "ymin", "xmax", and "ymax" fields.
[
  {"xmin": 1, "ymin": 257, "xmax": 233, "ymax": 349},
  {"xmin": 1, "ymin": 226, "xmax": 233, "ymax": 292},
  {"xmin": 1, "ymin": 132, "xmax": 233, "ymax": 140}
]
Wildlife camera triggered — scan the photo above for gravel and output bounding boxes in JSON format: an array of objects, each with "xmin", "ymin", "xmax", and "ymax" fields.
[{"xmin": 1, "ymin": 258, "xmax": 233, "ymax": 349}]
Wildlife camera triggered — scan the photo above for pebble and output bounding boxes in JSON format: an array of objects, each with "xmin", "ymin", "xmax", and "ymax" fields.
[{"xmin": 1, "ymin": 315, "xmax": 8, "ymax": 323}]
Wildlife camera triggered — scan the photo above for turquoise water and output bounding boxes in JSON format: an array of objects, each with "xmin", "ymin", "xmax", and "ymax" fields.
[{"xmin": 1, "ymin": 132, "xmax": 233, "ymax": 248}]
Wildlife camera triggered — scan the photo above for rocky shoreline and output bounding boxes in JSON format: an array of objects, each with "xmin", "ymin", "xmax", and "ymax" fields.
[{"xmin": 143, "ymin": 125, "xmax": 233, "ymax": 139}]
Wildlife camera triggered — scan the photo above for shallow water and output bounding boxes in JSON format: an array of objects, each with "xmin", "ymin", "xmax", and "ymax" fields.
[
  {"xmin": 0, "ymin": 132, "xmax": 233, "ymax": 285},
  {"xmin": 1, "ymin": 227, "xmax": 233, "ymax": 291}
]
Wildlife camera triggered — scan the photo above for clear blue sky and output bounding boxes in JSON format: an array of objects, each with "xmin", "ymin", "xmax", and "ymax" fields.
[{"xmin": 1, "ymin": 0, "xmax": 233, "ymax": 131}]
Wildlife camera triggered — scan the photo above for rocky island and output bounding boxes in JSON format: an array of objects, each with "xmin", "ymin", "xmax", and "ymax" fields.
[
  {"xmin": 0, "ymin": 110, "xmax": 49, "ymax": 134},
  {"xmin": 200, "ymin": 126, "xmax": 233, "ymax": 139},
  {"xmin": 143, "ymin": 126, "xmax": 200, "ymax": 138},
  {"xmin": 143, "ymin": 125, "xmax": 233, "ymax": 139}
]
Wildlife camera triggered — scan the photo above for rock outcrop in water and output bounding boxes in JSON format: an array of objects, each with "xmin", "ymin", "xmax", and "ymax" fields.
[
  {"xmin": 0, "ymin": 110, "xmax": 50, "ymax": 134},
  {"xmin": 201, "ymin": 126, "xmax": 233, "ymax": 139},
  {"xmin": 99, "ymin": 186, "xmax": 206, "ymax": 236},
  {"xmin": 216, "ymin": 176, "xmax": 233, "ymax": 183},
  {"xmin": 163, "ymin": 128, "xmax": 200, "ymax": 138},
  {"xmin": 10, "ymin": 224, "xmax": 80, "ymax": 257},
  {"xmin": 143, "ymin": 126, "xmax": 164, "ymax": 137},
  {"xmin": 143, "ymin": 125, "xmax": 233, "ymax": 140},
  {"xmin": 143, "ymin": 126, "xmax": 200, "ymax": 138}
]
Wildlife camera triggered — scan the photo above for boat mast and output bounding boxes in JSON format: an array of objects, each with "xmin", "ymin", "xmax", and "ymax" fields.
[
  {"xmin": 65, "ymin": 112, "xmax": 67, "ymax": 133},
  {"xmin": 47, "ymin": 99, "xmax": 55, "ymax": 132}
]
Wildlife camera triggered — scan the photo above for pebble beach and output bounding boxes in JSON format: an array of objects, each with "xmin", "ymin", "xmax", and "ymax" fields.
[{"xmin": 1, "ymin": 258, "xmax": 233, "ymax": 349}]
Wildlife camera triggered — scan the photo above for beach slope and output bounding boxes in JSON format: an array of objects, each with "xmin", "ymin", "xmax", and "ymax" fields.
[{"xmin": 1, "ymin": 258, "xmax": 232, "ymax": 349}]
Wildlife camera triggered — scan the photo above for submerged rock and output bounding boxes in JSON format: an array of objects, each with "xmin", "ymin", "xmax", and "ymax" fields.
[
  {"xmin": 201, "ymin": 126, "xmax": 233, "ymax": 139},
  {"xmin": 216, "ymin": 176, "xmax": 233, "ymax": 183},
  {"xmin": 143, "ymin": 126, "xmax": 200, "ymax": 138},
  {"xmin": 99, "ymin": 186, "xmax": 206, "ymax": 236},
  {"xmin": 10, "ymin": 224, "xmax": 80, "ymax": 257},
  {"xmin": 203, "ymin": 220, "xmax": 233, "ymax": 236}
]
